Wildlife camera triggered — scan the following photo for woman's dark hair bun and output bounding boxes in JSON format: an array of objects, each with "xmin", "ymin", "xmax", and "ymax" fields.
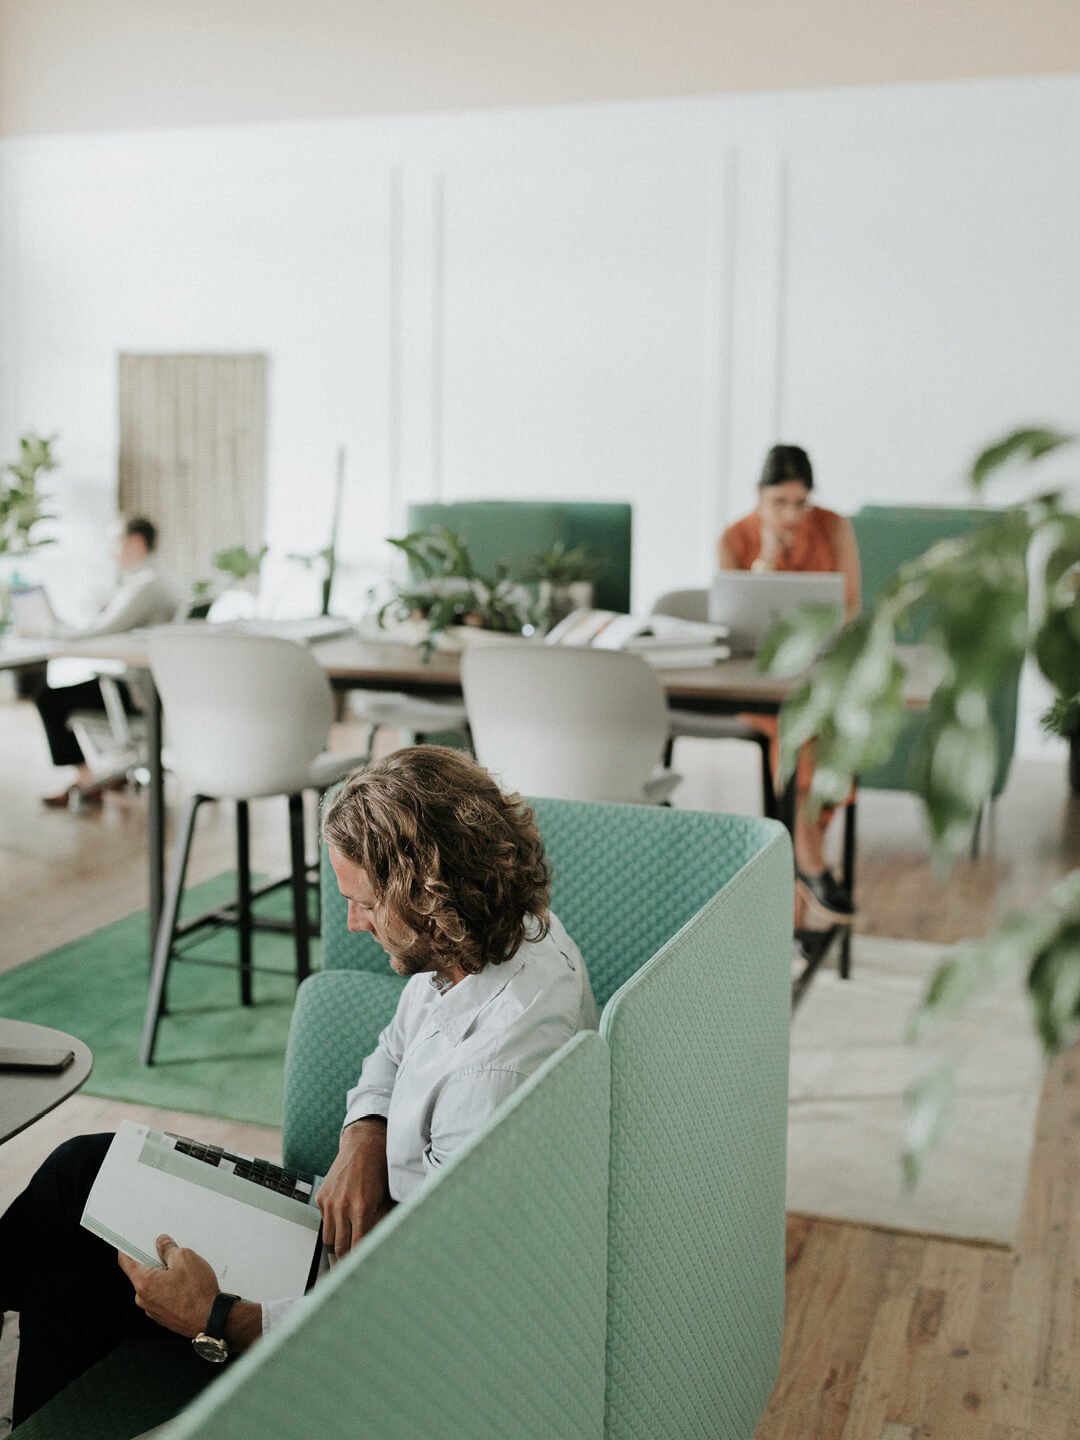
[{"xmin": 759, "ymin": 444, "xmax": 813, "ymax": 490}]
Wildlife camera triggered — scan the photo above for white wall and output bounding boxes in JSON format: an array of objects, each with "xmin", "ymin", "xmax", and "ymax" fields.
[{"xmin": 1, "ymin": 73, "xmax": 1078, "ymax": 751}]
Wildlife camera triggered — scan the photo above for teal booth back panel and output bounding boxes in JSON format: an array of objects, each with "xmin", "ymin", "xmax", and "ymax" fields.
[
  {"xmin": 406, "ymin": 499, "xmax": 633, "ymax": 613},
  {"xmin": 851, "ymin": 503, "xmax": 1021, "ymax": 797},
  {"xmin": 600, "ymin": 829, "xmax": 791, "ymax": 1440},
  {"xmin": 322, "ymin": 796, "xmax": 785, "ymax": 1007},
  {"xmin": 171, "ymin": 1031, "xmax": 611, "ymax": 1440},
  {"xmin": 283, "ymin": 970, "xmax": 407, "ymax": 1176}
]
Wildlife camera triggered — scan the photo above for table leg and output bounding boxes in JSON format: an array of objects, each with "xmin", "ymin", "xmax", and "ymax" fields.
[{"xmin": 147, "ymin": 682, "xmax": 164, "ymax": 952}]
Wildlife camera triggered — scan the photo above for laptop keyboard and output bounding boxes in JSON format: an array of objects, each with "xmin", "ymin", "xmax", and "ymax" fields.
[{"xmin": 169, "ymin": 1135, "xmax": 315, "ymax": 1203}]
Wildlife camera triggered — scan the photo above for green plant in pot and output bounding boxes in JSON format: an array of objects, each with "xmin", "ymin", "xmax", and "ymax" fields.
[
  {"xmin": 1, "ymin": 431, "xmax": 58, "ymax": 557},
  {"xmin": 522, "ymin": 541, "xmax": 606, "ymax": 630},
  {"xmin": 758, "ymin": 424, "xmax": 1080, "ymax": 1179},
  {"xmin": 378, "ymin": 525, "xmax": 532, "ymax": 658}
]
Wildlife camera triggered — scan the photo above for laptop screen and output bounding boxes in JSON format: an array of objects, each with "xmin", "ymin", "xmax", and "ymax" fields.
[
  {"xmin": 10, "ymin": 584, "xmax": 57, "ymax": 638},
  {"xmin": 709, "ymin": 571, "xmax": 844, "ymax": 653}
]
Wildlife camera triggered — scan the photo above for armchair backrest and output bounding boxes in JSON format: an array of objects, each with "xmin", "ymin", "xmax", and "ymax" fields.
[
  {"xmin": 148, "ymin": 629, "xmax": 334, "ymax": 799},
  {"xmin": 170, "ymin": 1031, "xmax": 611, "ymax": 1440},
  {"xmin": 462, "ymin": 645, "xmax": 671, "ymax": 804},
  {"xmin": 600, "ymin": 822, "xmax": 791, "ymax": 1440},
  {"xmin": 406, "ymin": 499, "xmax": 633, "ymax": 613}
]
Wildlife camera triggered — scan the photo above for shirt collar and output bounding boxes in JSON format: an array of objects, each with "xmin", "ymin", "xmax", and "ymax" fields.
[{"xmin": 428, "ymin": 949, "xmax": 527, "ymax": 1046}]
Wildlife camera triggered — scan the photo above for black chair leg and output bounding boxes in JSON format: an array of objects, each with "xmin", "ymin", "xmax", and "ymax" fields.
[
  {"xmin": 288, "ymin": 792, "xmax": 311, "ymax": 983},
  {"xmin": 236, "ymin": 800, "xmax": 253, "ymax": 1006},
  {"xmin": 141, "ymin": 794, "xmax": 202, "ymax": 1066},
  {"xmin": 757, "ymin": 734, "xmax": 778, "ymax": 820},
  {"xmin": 839, "ymin": 796, "xmax": 857, "ymax": 980}
]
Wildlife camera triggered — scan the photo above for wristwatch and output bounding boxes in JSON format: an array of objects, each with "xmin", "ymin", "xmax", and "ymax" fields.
[{"xmin": 192, "ymin": 1292, "xmax": 241, "ymax": 1363}]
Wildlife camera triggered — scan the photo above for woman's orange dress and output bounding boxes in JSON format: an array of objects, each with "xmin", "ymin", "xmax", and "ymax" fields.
[{"xmin": 721, "ymin": 505, "xmax": 847, "ymax": 798}]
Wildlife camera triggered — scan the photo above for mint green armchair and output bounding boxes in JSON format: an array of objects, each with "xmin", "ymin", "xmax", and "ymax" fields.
[
  {"xmin": 17, "ymin": 801, "xmax": 791, "ymax": 1440},
  {"xmin": 406, "ymin": 499, "xmax": 633, "ymax": 613}
]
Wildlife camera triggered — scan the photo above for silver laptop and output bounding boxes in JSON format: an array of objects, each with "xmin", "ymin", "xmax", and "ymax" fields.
[
  {"xmin": 10, "ymin": 583, "xmax": 59, "ymax": 638},
  {"xmin": 709, "ymin": 571, "xmax": 844, "ymax": 655}
]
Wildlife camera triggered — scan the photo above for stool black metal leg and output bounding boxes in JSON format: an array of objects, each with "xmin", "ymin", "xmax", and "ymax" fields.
[
  {"xmin": 141, "ymin": 793, "xmax": 202, "ymax": 1066},
  {"xmin": 288, "ymin": 792, "xmax": 311, "ymax": 983},
  {"xmin": 757, "ymin": 733, "xmax": 779, "ymax": 820},
  {"xmin": 236, "ymin": 800, "xmax": 253, "ymax": 1006},
  {"xmin": 839, "ymin": 796, "xmax": 858, "ymax": 980}
]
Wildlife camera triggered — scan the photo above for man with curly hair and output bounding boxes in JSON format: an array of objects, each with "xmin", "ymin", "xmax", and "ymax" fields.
[{"xmin": 0, "ymin": 747, "xmax": 596, "ymax": 1424}]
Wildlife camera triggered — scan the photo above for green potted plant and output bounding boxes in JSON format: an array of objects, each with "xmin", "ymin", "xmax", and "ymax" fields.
[
  {"xmin": 758, "ymin": 423, "xmax": 1080, "ymax": 1176},
  {"xmin": 1, "ymin": 431, "xmax": 58, "ymax": 557},
  {"xmin": 378, "ymin": 525, "xmax": 532, "ymax": 658},
  {"xmin": 522, "ymin": 541, "xmax": 606, "ymax": 630}
]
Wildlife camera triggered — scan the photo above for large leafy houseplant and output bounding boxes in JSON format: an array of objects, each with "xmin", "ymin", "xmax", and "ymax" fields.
[
  {"xmin": 378, "ymin": 525, "xmax": 532, "ymax": 657},
  {"xmin": 759, "ymin": 425, "xmax": 1080, "ymax": 1177},
  {"xmin": 1, "ymin": 431, "xmax": 58, "ymax": 556}
]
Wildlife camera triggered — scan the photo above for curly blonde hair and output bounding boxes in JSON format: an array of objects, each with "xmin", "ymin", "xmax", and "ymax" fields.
[{"xmin": 321, "ymin": 746, "xmax": 551, "ymax": 977}]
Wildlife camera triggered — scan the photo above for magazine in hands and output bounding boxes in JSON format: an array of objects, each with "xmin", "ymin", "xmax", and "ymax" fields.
[{"xmin": 81, "ymin": 1121, "xmax": 325, "ymax": 1302}]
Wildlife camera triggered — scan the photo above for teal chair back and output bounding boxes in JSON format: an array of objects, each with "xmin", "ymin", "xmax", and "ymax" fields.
[
  {"xmin": 317, "ymin": 797, "xmax": 792, "ymax": 1440},
  {"xmin": 406, "ymin": 499, "xmax": 633, "ymax": 613},
  {"xmin": 851, "ymin": 504, "xmax": 1021, "ymax": 796},
  {"xmin": 172, "ymin": 1031, "xmax": 611, "ymax": 1440},
  {"xmin": 320, "ymin": 796, "xmax": 780, "ymax": 1002},
  {"xmin": 598, "ymin": 814, "xmax": 791, "ymax": 1440}
]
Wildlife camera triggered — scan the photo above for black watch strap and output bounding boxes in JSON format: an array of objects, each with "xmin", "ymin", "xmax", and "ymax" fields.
[{"xmin": 206, "ymin": 1291, "xmax": 241, "ymax": 1340}]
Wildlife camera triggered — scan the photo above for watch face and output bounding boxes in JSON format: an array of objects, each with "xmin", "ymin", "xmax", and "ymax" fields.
[{"xmin": 192, "ymin": 1332, "xmax": 229, "ymax": 1364}]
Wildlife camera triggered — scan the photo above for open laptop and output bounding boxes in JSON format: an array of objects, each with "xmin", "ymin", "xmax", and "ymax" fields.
[
  {"xmin": 82, "ymin": 1121, "xmax": 327, "ymax": 1301},
  {"xmin": 10, "ymin": 583, "xmax": 59, "ymax": 638},
  {"xmin": 709, "ymin": 571, "xmax": 844, "ymax": 655}
]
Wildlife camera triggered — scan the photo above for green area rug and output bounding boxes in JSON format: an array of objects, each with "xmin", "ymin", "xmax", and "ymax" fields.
[{"xmin": 0, "ymin": 875, "xmax": 320, "ymax": 1129}]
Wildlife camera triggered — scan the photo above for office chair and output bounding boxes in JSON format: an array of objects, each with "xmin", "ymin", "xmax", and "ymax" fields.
[
  {"xmin": 140, "ymin": 630, "xmax": 369, "ymax": 1065},
  {"xmin": 651, "ymin": 588, "xmax": 778, "ymax": 818},
  {"xmin": 461, "ymin": 644, "xmax": 681, "ymax": 804}
]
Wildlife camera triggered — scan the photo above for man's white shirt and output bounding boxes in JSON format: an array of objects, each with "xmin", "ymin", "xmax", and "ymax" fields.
[
  {"xmin": 263, "ymin": 914, "xmax": 596, "ymax": 1333},
  {"xmin": 344, "ymin": 912, "xmax": 598, "ymax": 1200}
]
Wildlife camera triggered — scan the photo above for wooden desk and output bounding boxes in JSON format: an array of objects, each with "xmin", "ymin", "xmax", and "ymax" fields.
[
  {"xmin": 11, "ymin": 629, "xmax": 936, "ymax": 950},
  {"xmin": 0, "ymin": 1018, "xmax": 93, "ymax": 1144}
]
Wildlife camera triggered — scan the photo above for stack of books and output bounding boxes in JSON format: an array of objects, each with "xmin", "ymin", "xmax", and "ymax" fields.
[{"xmin": 547, "ymin": 608, "xmax": 731, "ymax": 667}]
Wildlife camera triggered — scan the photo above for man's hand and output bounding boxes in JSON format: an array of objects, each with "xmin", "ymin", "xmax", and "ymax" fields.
[
  {"xmin": 317, "ymin": 1117, "xmax": 393, "ymax": 1259},
  {"xmin": 118, "ymin": 1236, "xmax": 263, "ymax": 1351},
  {"xmin": 117, "ymin": 1235, "xmax": 221, "ymax": 1337}
]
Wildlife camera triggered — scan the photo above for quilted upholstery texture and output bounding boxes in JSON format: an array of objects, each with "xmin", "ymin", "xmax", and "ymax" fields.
[
  {"xmin": 166, "ymin": 1031, "xmax": 611, "ymax": 1440},
  {"xmin": 601, "ymin": 830, "xmax": 792, "ymax": 1440},
  {"xmin": 282, "ymin": 970, "xmax": 406, "ymax": 1177},
  {"xmin": 11, "ymin": 1338, "xmax": 213, "ymax": 1440},
  {"xmin": 531, "ymin": 796, "xmax": 782, "ymax": 1006},
  {"xmin": 320, "ymin": 793, "xmax": 780, "ymax": 999}
]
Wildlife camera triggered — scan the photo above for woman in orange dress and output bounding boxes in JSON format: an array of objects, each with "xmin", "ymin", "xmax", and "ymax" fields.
[{"xmin": 719, "ymin": 444, "xmax": 861, "ymax": 928}]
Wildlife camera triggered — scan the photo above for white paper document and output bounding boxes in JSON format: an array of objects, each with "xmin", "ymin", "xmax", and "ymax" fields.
[{"xmin": 81, "ymin": 1121, "xmax": 323, "ymax": 1302}]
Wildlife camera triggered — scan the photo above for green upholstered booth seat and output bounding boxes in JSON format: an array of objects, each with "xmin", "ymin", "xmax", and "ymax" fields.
[
  {"xmin": 406, "ymin": 499, "xmax": 633, "ymax": 614},
  {"xmin": 19, "ymin": 802, "xmax": 790, "ymax": 1440},
  {"xmin": 850, "ymin": 503, "xmax": 1022, "ymax": 798}
]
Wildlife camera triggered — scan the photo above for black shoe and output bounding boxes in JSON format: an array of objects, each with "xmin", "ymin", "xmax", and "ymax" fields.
[{"xmin": 796, "ymin": 868, "xmax": 855, "ymax": 925}]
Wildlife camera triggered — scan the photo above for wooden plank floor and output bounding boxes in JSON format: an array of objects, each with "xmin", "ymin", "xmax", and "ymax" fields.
[{"xmin": 1, "ymin": 683, "xmax": 1079, "ymax": 1439}]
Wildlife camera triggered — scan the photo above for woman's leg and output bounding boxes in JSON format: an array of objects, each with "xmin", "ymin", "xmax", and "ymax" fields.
[{"xmin": 0, "ymin": 1133, "xmax": 163, "ymax": 1425}]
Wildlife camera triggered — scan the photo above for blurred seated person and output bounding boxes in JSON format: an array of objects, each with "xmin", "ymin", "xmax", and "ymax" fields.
[
  {"xmin": 34, "ymin": 515, "xmax": 180, "ymax": 808},
  {"xmin": 719, "ymin": 444, "xmax": 861, "ymax": 928}
]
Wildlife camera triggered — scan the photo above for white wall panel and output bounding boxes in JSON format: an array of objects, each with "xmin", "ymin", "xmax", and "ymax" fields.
[
  {"xmin": 436, "ymin": 161, "xmax": 726, "ymax": 607},
  {"xmin": 780, "ymin": 139, "xmax": 1080, "ymax": 512},
  {"xmin": 2, "ymin": 74, "xmax": 1079, "ymax": 752}
]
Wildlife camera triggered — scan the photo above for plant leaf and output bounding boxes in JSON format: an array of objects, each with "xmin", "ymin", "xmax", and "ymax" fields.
[{"xmin": 970, "ymin": 426, "xmax": 1076, "ymax": 491}]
